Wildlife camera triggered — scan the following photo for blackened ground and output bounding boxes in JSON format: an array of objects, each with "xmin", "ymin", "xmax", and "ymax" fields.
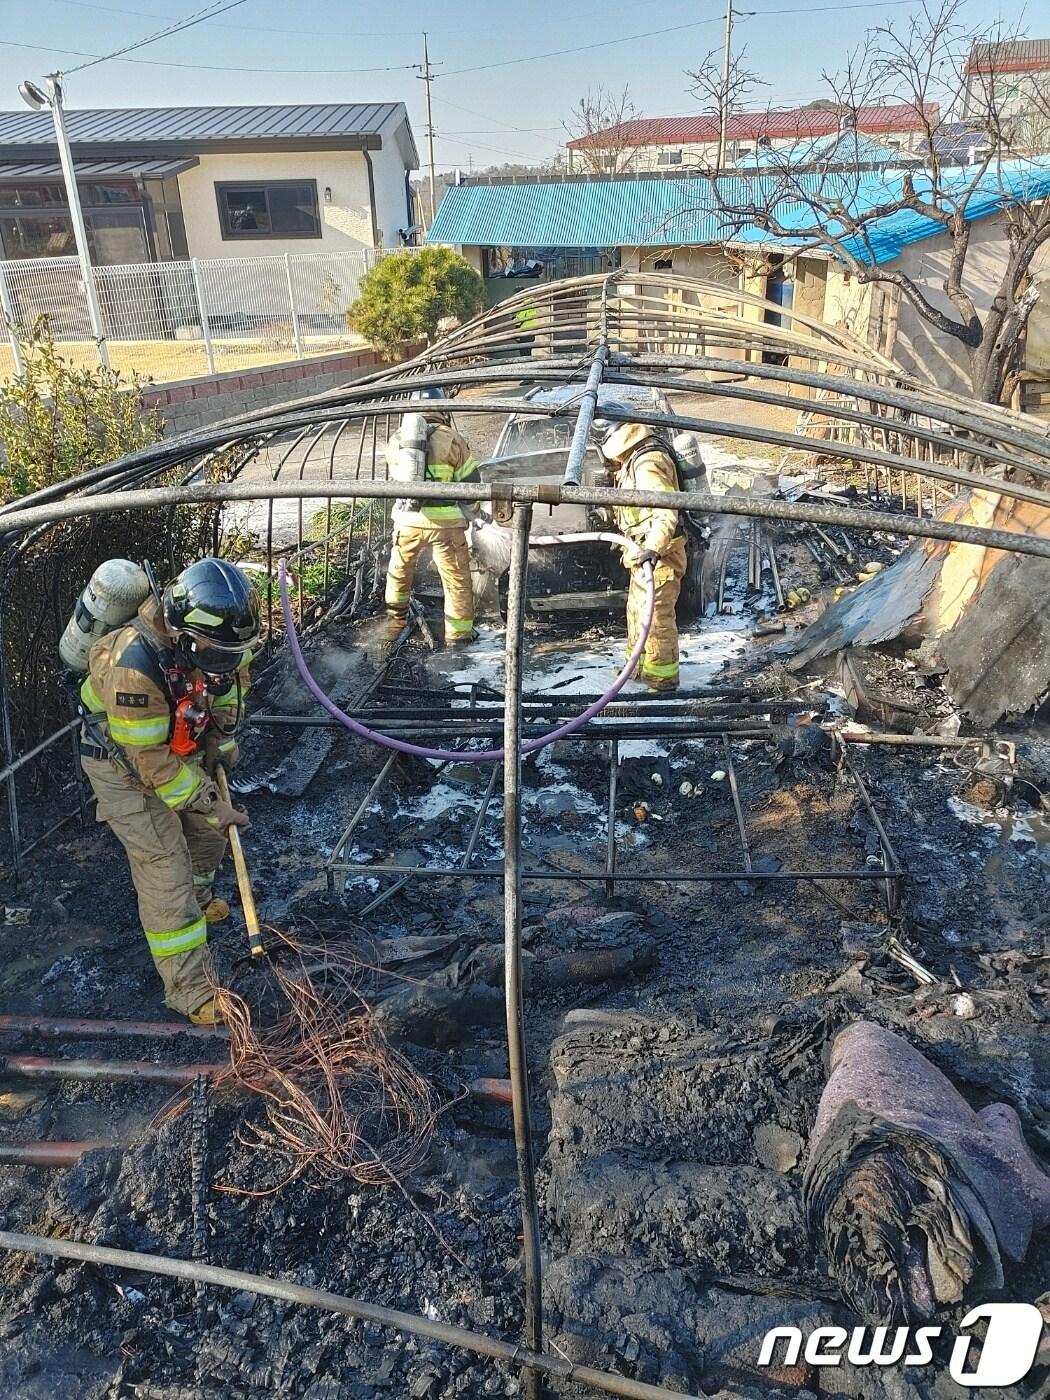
[{"xmin": 1, "ymin": 512, "xmax": 1048, "ymax": 1400}]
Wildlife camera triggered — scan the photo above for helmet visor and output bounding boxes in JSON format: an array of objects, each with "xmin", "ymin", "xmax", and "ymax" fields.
[{"xmin": 186, "ymin": 637, "xmax": 251, "ymax": 675}]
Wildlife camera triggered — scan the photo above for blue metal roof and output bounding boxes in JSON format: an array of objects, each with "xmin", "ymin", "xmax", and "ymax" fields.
[
  {"xmin": 430, "ymin": 161, "xmax": 1050, "ymax": 267},
  {"xmin": 428, "ymin": 175, "xmax": 845, "ymax": 250},
  {"xmin": 733, "ymin": 132, "xmax": 906, "ymax": 170}
]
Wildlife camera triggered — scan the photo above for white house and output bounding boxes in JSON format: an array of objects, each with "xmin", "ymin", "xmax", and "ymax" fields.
[{"xmin": 0, "ymin": 103, "xmax": 419, "ymax": 264}]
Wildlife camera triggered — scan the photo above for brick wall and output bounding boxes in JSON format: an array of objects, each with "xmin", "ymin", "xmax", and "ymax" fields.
[{"xmin": 142, "ymin": 348, "xmax": 390, "ymax": 436}]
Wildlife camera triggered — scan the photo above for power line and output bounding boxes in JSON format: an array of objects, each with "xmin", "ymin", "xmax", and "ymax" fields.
[
  {"xmin": 65, "ymin": 0, "xmax": 248, "ymax": 74},
  {"xmin": 440, "ymin": 18, "xmax": 724, "ymax": 78},
  {"xmin": 438, "ymin": 97, "xmax": 563, "ymax": 135},
  {"xmin": 45, "ymin": 0, "xmax": 477, "ymax": 38},
  {"xmin": 7, "ymin": 0, "xmax": 926, "ymax": 80},
  {"xmin": 0, "ymin": 37, "xmax": 416, "ymax": 73}
]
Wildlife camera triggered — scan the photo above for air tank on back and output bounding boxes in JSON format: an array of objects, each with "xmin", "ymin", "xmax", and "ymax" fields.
[
  {"xmin": 59, "ymin": 559, "xmax": 150, "ymax": 672},
  {"xmin": 672, "ymin": 431, "xmax": 707, "ymax": 491}
]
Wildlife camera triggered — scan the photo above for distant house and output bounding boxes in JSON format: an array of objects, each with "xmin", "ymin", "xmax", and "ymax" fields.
[
  {"xmin": 732, "ymin": 129, "xmax": 914, "ymax": 172},
  {"xmin": 428, "ymin": 163, "xmax": 1050, "ymax": 399},
  {"xmin": 0, "ymin": 103, "xmax": 419, "ymax": 265},
  {"xmin": 963, "ymin": 39, "xmax": 1050, "ymax": 151},
  {"xmin": 565, "ymin": 104, "xmax": 938, "ymax": 173}
]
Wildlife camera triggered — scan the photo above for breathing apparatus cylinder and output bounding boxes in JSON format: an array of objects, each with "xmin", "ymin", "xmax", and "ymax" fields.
[
  {"xmin": 390, "ymin": 412, "xmax": 429, "ymax": 485},
  {"xmin": 672, "ymin": 431, "xmax": 707, "ymax": 491},
  {"xmin": 59, "ymin": 559, "xmax": 150, "ymax": 672}
]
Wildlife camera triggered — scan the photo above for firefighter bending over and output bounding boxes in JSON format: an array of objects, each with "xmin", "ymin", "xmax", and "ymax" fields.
[
  {"xmin": 384, "ymin": 387, "xmax": 480, "ymax": 645},
  {"xmin": 76, "ymin": 559, "xmax": 258, "ymax": 1024},
  {"xmin": 598, "ymin": 421, "xmax": 688, "ymax": 693}
]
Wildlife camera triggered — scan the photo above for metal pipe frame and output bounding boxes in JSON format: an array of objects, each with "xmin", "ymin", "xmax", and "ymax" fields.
[
  {"xmin": 0, "ymin": 1054, "xmax": 225, "ymax": 1085},
  {"xmin": 503, "ymin": 502, "xmax": 544, "ymax": 1393},
  {"xmin": 0, "ymin": 1015, "xmax": 228, "ymax": 1041},
  {"xmin": 0, "ymin": 1229, "xmax": 702, "ymax": 1400},
  {"xmin": 6, "ymin": 476, "xmax": 1050, "ymax": 561},
  {"xmin": 330, "ymin": 730, "xmax": 903, "ymax": 916}
]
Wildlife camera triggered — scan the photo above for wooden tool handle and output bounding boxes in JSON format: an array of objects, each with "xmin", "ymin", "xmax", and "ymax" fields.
[{"xmin": 215, "ymin": 766, "xmax": 265, "ymax": 958}]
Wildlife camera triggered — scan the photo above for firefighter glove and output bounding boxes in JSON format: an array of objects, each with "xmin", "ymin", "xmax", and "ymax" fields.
[{"xmin": 207, "ymin": 799, "xmax": 250, "ymax": 832}]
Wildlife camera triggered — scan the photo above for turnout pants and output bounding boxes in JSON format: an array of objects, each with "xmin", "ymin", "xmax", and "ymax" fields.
[
  {"xmin": 626, "ymin": 536, "xmax": 688, "ymax": 690},
  {"xmin": 385, "ymin": 524, "xmax": 475, "ymax": 641},
  {"xmin": 82, "ymin": 756, "xmax": 227, "ymax": 1016}
]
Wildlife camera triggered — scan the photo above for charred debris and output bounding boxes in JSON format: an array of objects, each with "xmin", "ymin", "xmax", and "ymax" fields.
[{"xmin": 0, "ymin": 272, "xmax": 1049, "ymax": 1399}]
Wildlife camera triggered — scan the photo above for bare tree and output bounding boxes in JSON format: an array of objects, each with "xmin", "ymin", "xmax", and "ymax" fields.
[
  {"xmin": 687, "ymin": 46, "xmax": 768, "ymax": 172},
  {"xmin": 564, "ymin": 86, "xmax": 639, "ymax": 175},
  {"xmin": 701, "ymin": 0, "xmax": 1050, "ymax": 403}
]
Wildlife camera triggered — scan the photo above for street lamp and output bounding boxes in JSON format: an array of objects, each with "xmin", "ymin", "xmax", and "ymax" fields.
[{"xmin": 19, "ymin": 73, "xmax": 110, "ymax": 368}]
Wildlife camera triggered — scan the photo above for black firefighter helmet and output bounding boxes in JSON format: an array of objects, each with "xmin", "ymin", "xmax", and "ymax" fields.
[{"xmin": 163, "ymin": 558, "xmax": 260, "ymax": 674}]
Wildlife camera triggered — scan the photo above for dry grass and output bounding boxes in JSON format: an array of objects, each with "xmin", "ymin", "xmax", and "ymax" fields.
[{"xmin": 0, "ymin": 334, "xmax": 369, "ymax": 388}]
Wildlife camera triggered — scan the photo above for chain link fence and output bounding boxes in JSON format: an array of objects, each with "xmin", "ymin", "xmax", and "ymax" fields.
[{"xmin": 0, "ymin": 248, "xmax": 390, "ymax": 385}]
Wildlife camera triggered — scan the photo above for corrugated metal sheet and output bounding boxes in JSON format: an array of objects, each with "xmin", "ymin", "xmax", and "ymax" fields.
[
  {"xmin": 841, "ymin": 162, "xmax": 1050, "ymax": 264},
  {"xmin": 733, "ymin": 132, "xmax": 905, "ymax": 170},
  {"xmin": 567, "ymin": 104, "xmax": 938, "ymax": 149},
  {"xmin": 0, "ymin": 157, "xmax": 197, "ymax": 179},
  {"xmin": 428, "ymin": 175, "xmax": 848, "ymax": 249},
  {"xmin": 0, "ymin": 103, "xmax": 406, "ymax": 148},
  {"xmin": 967, "ymin": 38, "xmax": 1050, "ymax": 70},
  {"xmin": 430, "ymin": 161, "xmax": 1050, "ymax": 268}
]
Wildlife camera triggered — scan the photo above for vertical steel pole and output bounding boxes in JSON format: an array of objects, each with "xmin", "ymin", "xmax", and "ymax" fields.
[
  {"xmin": 0, "ymin": 599, "xmax": 23, "ymax": 886},
  {"xmin": 717, "ymin": 0, "xmax": 734, "ymax": 172},
  {"xmin": 605, "ymin": 738, "xmax": 619, "ymax": 897},
  {"xmin": 284, "ymin": 253, "xmax": 304, "ymax": 361},
  {"xmin": 421, "ymin": 33, "xmax": 437, "ymax": 227},
  {"xmin": 46, "ymin": 75, "xmax": 110, "ymax": 369},
  {"xmin": 0, "ymin": 264, "xmax": 24, "ymax": 377},
  {"xmin": 502, "ymin": 502, "xmax": 543, "ymax": 1398},
  {"xmin": 190, "ymin": 258, "xmax": 216, "ymax": 376}
]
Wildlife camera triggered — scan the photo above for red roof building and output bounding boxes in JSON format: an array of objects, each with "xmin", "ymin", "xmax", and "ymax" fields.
[{"xmin": 567, "ymin": 103, "xmax": 938, "ymax": 153}]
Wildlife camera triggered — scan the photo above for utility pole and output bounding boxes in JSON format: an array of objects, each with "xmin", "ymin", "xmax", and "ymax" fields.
[
  {"xmin": 419, "ymin": 33, "xmax": 437, "ymax": 227},
  {"xmin": 717, "ymin": 0, "xmax": 734, "ymax": 173},
  {"xmin": 20, "ymin": 74, "xmax": 109, "ymax": 367}
]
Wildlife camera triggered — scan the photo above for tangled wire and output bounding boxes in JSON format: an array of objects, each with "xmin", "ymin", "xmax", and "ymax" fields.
[{"xmin": 210, "ymin": 932, "xmax": 443, "ymax": 1193}]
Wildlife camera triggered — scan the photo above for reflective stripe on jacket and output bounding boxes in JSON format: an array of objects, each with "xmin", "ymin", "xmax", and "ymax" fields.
[
  {"xmin": 80, "ymin": 596, "xmax": 249, "ymax": 810},
  {"xmin": 612, "ymin": 446, "xmax": 682, "ymax": 558},
  {"xmin": 392, "ymin": 423, "xmax": 481, "ymax": 530}
]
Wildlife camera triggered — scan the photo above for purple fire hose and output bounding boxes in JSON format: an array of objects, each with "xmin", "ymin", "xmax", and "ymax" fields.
[{"xmin": 278, "ymin": 552, "xmax": 657, "ymax": 764}]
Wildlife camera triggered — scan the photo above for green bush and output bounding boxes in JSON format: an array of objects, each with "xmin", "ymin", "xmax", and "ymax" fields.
[
  {"xmin": 0, "ymin": 320, "xmax": 163, "ymax": 504},
  {"xmin": 347, "ymin": 247, "xmax": 484, "ymax": 360}
]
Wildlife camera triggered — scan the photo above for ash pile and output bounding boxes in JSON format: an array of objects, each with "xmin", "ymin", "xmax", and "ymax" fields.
[{"xmin": 3, "ymin": 480, "xmax": 1050, "ymax": 1398}]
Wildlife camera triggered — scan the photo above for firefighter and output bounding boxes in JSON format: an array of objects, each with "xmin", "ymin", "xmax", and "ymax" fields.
[
  {"xmin": 78, "ymin": 559, "xmax": 259, "ymax": 1024},
  {"xmin": 384, "ymin": 388, "xmax": 481, "ymax": 645},
  {"xmin": 597, "ymin": 420, "xmax": 688, "ymax": 693}
]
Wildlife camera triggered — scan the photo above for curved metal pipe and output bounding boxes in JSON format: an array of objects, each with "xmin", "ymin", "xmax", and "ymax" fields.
[
  {"xmin": 4, "ymin": 478, "xmax": 1050, "ymax": 560},
  {"xmin": 0, "ymin": 1230, "xmax": 701, "ymax": 1400}
]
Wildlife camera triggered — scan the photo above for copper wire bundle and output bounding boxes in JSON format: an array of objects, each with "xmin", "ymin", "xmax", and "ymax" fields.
[{"xmin": 211, "ymin": 932, "xmax": 443, "ymax": 1191}]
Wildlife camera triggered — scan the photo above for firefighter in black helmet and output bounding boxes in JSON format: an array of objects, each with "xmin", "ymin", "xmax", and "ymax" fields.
[{"xmin": 79, "ymin": 558, "xmax": 260, "ymax": 1024}]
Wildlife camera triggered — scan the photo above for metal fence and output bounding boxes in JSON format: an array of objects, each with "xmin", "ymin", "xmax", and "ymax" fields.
[{"xmin": 0, "ymin": 248, "xmax": 389, "ymax": 385}]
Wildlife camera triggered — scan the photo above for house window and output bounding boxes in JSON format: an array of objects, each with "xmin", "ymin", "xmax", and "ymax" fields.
[
  {"xmin": 654, "ymin": 257, "xmax": 673, "ymax": 270},
  {"xmin": 215, "ymin": 181, "xmax": 321, "ymax": 239},
  {"xmin": 657, "ymin": 150, "xmax": 683, "ymax": 166}
]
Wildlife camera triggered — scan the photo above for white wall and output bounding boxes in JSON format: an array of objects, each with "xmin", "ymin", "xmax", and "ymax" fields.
[
  {"xmin": 368, "ymin": 148, "xmax": 412, "ymax": 248},
  {"xmin": 177, "ymin": 150, "xmax": 380, "ymax": 259},
  {"xmin": 891, "ymin": 217, "xmax": 1012, "ymax": 394},
  {"xmin": 569, "ymin": 125, "xmax": 925, "ymax": 171}
]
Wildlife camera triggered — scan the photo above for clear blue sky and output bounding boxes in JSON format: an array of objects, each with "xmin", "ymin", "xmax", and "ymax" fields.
[{"xmin": 0, "ymin": 0, "xmax": 1028, "ymax": 172}]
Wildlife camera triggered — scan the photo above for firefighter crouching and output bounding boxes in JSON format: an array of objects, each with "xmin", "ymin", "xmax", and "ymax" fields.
[
  {"xmin": 597, "ymin": 421, "xmax": 688, "ymax": 694},
  {"xmin": 75, "ymin": 559, "xmax": 259, "ymax": 1024},
  {"xmin": 384, "ymin": 387, "xmax": 480, "ymax": 646}
]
